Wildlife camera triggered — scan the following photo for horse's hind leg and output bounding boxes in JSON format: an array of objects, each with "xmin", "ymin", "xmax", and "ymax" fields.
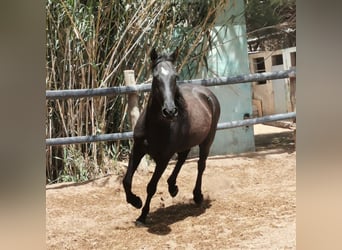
[
  {"xmin": 123, "ymin": 142, "xmax": 145, "ymax": 209},
  {"xmin": 193, "ymin": 141, "xmax": 212, "ymax": 204},
  {"xmin": 167, "ymin": 149, "xmax": 190, "ymax": 197}
]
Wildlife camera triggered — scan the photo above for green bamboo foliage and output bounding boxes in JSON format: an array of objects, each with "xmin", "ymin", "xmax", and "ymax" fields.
[{"xmin": 46, "ymin": 0, "xmax": 238, "ymax": 183}]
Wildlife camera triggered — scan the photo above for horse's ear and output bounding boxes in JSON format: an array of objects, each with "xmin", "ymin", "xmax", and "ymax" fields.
[
  {"xmin": 150, "ymin": 48, "xmax": 158, "ymax": 62},
  {"xmin": 170, "ymin": 47, "xmax": 179, "ymax": 63}
]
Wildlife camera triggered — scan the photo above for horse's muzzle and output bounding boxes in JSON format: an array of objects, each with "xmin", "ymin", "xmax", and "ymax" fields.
[{"xmin": 162, "ymin": 106, "xmax": 178, "ymax": 119}]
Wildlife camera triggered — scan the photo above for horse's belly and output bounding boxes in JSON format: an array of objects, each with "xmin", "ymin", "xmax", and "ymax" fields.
[
  {"xmin": 187, "ymin": 100, "xmax": 212, "ymax": 138},
  {"xmin": 146, "ymin": 118, "xmax": 210, "ymax": 157},
  {"xmin": 186, "ymin": 117, "xmax": 211, "ymax": 146}
]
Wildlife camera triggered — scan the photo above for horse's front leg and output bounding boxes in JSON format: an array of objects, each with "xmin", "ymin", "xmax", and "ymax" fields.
[
  {"xmin": 167, "ymin": 149, "xmax": 190, "ymax": 197},
  {"xmin": 123, "ymin": 141, "xmax": 146, "ymax": 209},
  {"xmin": 136, "ymin": 159, "xmax": 168, "ymax": 224}
]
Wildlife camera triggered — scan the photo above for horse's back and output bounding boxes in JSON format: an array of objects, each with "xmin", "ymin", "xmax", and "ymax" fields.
[
  {"xmin": 180, "ymin": 84, "xmax": 220, "ymax": 121},
  {"xmin": 179, "ymin": 84, "xmax": 220, "ymax": 144}
]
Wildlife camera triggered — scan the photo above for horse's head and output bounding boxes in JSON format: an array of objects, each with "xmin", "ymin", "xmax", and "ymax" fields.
[{"xmin": 150, "ymin": 48, "xmax": 179, "ymax": 120}]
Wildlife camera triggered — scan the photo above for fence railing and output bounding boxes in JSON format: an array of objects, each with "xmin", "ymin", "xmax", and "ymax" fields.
[
  {"xmin": 46, "ymin": 112, "xmax": 296, "ymax": 146},
  {"xmin": 46, "ymin": 68, "xmax": 296, "ymax": 146},
  {"xmin": 46, "ymin": 69, "xmax": 295, "ymax": 99}
]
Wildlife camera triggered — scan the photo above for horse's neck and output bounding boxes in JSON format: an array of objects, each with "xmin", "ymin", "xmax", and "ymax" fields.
[
  {"xmin": 146, "ymin": 95, "xmax": 159, "ymax": 114},
  {"xmin": 175, "ymin": 88, "xmax": 186, "ymax": 111},
  {"xmin": 145, "ymin": 96, "xmax": 159, "ymax": 125},
  {"xmin": 173, "ymin": 87, "xmax": 186, "ymax": 114}
]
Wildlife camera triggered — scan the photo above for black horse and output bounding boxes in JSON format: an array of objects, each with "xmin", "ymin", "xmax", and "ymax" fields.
[{"xmin": 123, "ymin": 48, "xmax": 221, "ymax": 224}]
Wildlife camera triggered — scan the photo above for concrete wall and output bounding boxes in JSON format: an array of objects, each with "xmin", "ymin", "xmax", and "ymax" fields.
[{"xmin": 201, "ymin": 0, "xmax": 255, "ymax": 155}]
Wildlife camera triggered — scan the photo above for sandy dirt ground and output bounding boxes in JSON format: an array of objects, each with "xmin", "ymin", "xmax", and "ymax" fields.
[{"xmin": 46, "ymin": 124, "xmax": 296, "ymax": 249}]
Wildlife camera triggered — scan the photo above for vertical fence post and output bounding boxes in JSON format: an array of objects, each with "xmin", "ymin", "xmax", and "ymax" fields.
[
  {"xmin": 124, "ymin": 70, "xmax": 140, "ymax": 128},
  {"xmin": 124, "ymin": 70, "xmax": 148, "ymax": 170}
]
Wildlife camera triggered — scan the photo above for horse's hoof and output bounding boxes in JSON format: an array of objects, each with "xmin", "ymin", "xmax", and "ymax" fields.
[
  {"xmin": 136, "ymin": 215, "xmax": 147, "ymax": 226},
  {"xmin": 128, "ymin": 195, "xmax": 143, "ymax": 209},
  {"xmin": 193, "ymin": 193, "xmax": 203, "ymax": 204},
  {"xmin": 169, "ymin": 185, "xmax": 179, "ymax": 197},
  {"xmin": 135, "ymin": 219, "xmax": 147, "ymax": 227}
]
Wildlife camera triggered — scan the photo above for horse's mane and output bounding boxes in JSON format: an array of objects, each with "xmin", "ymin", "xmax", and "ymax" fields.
[{"xmin": 175, "ymin": 86, "xmax": 187, "ymax": 115}]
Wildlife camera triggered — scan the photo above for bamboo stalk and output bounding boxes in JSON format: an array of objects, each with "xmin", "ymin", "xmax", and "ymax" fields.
[{"xmin": 46, "ymin": 0, "xmax": 242, "ymax": 182}]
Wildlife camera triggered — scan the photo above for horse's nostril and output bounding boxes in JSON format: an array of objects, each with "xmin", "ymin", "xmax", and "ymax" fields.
[
  {"xmin": 172, "ymin": 108, "xmax": 178, "ymax": 116},
  {"xmin": 162, "ymin": 108, "xmax": 169, "ymax": 117},
  {"xmin": 162, "ymin": 107, "xmax": 178, "ymax": 118}
]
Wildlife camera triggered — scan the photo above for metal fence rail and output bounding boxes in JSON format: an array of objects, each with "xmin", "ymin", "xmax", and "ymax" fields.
[
  {"xmin": 46, "ymin": 69, "xmax": 296, "ymax": 146},
  {"xmin": 46, "ymin": 131, "xmax": 133, "ymax": 146},
  {"xmin": 217, "ymin": 112, "xmax": 295, "ymax": 130},
  {"xmin": 46, "ymin": 69, "xmax": 295, "ymax": 100},
  {"xmin": 46, "ymin": 112, "xmax": 296, "ymax": 146}
]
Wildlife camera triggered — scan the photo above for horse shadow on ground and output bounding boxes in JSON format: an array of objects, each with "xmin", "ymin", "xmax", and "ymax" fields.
[{"xmin": 140, "ymin": 198, "xmax": 212, "ymax": 235}]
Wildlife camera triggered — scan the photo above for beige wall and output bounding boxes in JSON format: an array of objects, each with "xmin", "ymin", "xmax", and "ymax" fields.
[{"xmin": 248, "ymin": 47, "xmax": 296, "ymax": 116}]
